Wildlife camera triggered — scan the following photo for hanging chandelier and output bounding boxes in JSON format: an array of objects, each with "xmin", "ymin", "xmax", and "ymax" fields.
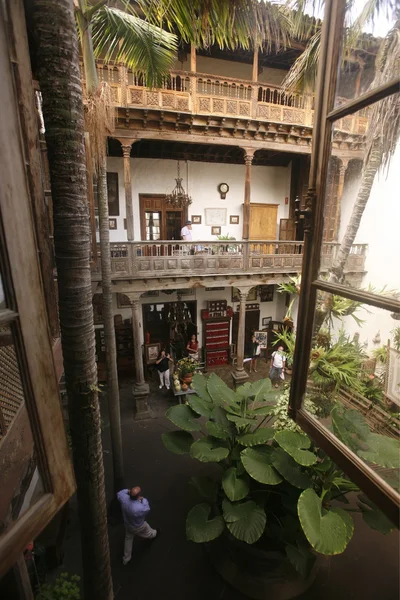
[{"xmin": 165, "ymin": 161, "xmax": 192, "ymax": 209}]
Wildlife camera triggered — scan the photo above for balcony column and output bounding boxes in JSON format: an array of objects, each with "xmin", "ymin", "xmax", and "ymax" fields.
[
  {"xmin": 333, "ymin": 158, "xmax": 349, "ymax": 240},
  {"xmin": 242, "ymin": 148, "xmax": 256, "ymax": 240},
  {"xmin": 118, "ymin": 139, "xmax": 136, "ymax": 241},
  {"xmin": 232, "ymin": 286, "xmax": 253, "ymax": 386},
  {"xmin": 125, "ymin": 292, "xmax": 150, "ymax": 420}
]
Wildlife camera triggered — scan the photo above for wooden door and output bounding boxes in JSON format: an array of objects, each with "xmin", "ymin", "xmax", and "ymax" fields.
[
  {"xmin": 249, "ymin": 204, "xmax": 278, "ymax": 254},
  {"xmin": 279, "ymin": 218, "xmax": 296, "ymax": 254}
]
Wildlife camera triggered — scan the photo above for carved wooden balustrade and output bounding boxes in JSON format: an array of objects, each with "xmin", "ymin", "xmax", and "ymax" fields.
[
  {"xmin": 94, "ymin": 63, "xmax": 368, "ymax": 135},
  {"xmin": 90, "ymin": 240, "xmax": 367, "ymax": 280}
]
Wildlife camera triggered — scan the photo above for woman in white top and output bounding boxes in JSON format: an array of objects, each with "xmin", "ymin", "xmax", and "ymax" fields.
[{"xmin": 269, "ymin": 345, "xmax": 286, "ymax": 388}]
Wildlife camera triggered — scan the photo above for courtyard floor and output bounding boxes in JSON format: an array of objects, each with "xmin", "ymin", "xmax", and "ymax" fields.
[{"xmin": 60, "ymin": 364, "xmax": 399, "ymax": 600}]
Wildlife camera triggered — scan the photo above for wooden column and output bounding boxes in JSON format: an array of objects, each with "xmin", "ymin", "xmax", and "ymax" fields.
[
  {"xmin": 242, "ymin": 148, "xmax": 256, "ymax": 240},
  {"xmin": 190, "ymin": 44, "xmax": 197, "ymax": 72},
  {"xmin": 126, "ymin": 292, "xmax": 150, "ymax": 419},
  {"xmin": 252, "ymin": 46, "xmax": 259, "ymax": 82},
  {"xmin": 232, "ymin": 287, "xmax": 252, "ymax": 386},
  {"xmin": 119, "ymin": 140, "xmax": 135, "ymax": 241},
  {"xmin": 333, "ymin": 158, "xmax": 349, "ymax": 240}
]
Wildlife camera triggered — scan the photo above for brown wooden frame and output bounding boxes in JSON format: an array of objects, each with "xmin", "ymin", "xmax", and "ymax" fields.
[
  {"xmin": 139, "ymin": 194, "xmax": 186, "ymax": 241},
  {"xmin": 0, "ymin": 5, "xmax": 75, "ymax": 576},
  {"xmin": 287, "ymin": 0, "xmax": 400, "ymax": 525}
]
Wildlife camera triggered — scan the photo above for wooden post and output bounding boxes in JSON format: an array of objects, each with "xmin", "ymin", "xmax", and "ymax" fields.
[
  {"xmin": 252, "ymin": 46, "xmax": 259, "ymax": 82},
  {"xmin": 232, "ymin": 287, "xmax": 252, "ymax": 386},
  {"xmin": 333, "ymin": 158, "xmax": 349, "ymax": 240},
  {"xmin": 242, "ymin": 148, "xmax": 256, "ymax": 240},
  {"xmin": 126, "ymin": 292, "xmax": 150, "ymax": 419},
  {"xmin": 119, "ymin": 140, "xmax": 135, "ymax": 241},
  {"xmin": 190, "ymin": 44, "xmax": 197, "ymax": 72}
]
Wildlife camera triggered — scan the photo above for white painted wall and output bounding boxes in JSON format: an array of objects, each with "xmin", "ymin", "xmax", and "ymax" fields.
[
  {"xmin": 335, "ymin": 143, "xmax": 400, "ymax": 352},
  {"xmin": 174, "ymin": 55, "xmax": 286, "ymax": 85},
  {"xmin": 106, "ymin": 157, "xmax": 291, "ymax": 242}
]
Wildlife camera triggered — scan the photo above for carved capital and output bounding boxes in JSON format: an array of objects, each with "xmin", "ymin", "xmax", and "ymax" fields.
[
  {"xmin": 123, "ymin": 291, "xmax": 142, "ymax": 307},
  {"xmin": 236, "ymin": 285, "xmax": 254, "ymax": 302},
  {"xmin": 242, "ymin": 147, "xmax": 256, "ymax": 166},
  {"xmin": 121, "ymin": 144, "xmax": 132, "ymax": 159},
  {"xmin": 338, "ymin": 158, "xmax": 349, "ymax": 176}
]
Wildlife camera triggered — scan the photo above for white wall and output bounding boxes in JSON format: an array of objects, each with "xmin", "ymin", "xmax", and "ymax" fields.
[
  {"xmin": 106, "ymin": 157, "xmax": 291, "ymax": 242},
  {"xmin": 174, "ymin": 55, "xmax": 286, "ymax": 85},
  {"xmin": 335, "ymin": 143, "xmax": 400, "ymax": 352}
]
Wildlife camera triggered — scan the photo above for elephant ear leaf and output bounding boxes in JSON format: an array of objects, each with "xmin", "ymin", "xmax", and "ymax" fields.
[
  {"xmin": 222, "ymin": 467, "xmax": 249, "ymax": 502},
  {"xmin": 192, "ymin": 373, "xmax": 213, "ymax": 403},
  {"xmin": 188, "ymin": 395, "xmax": 214, "ymax": 418},
  {"xmin": 207, "ymin": 373, "xmax": 238, "ymax": 407},
  {"xmin": 357, "ymin": 495, "xmax": 396, "ymax": 535},
  {"xmin": 241, "ymin": 446, "xmax": 282, "ymax": 485},
  {"xmin": 237, "ymin": 428, "xmax": 275, "ymax": 447},
  {"xmin": 358, "ymin": 433, "xmax": 400, "ymax": 469},
  {"xmin": 271, "ymin": 448, "xmax": 312, "ymax": 489},
  {"xmin": 274, "ymin": 431, "xmax": 317, "ymax": 466},
  {"xmin": 223, "ymin": 500, "xmax": 266, "ymax": 544},
  {"xmin": 166, "ymin": 404, "xmax": 202, "ymax": 432},
  {"xmin": 190, "ymin": 437, "xmax": 229, "ymax": 462},
  {"xmin": 162, "ymin": 430, "xmax": 194, "ymax": 454},
  {"xmin": 297, "ymin": 489, "xmax": 353, "ymax": 555},
  {"xmin": 186, "ymin": 503, "xmax": 224, "ymax": 543}
]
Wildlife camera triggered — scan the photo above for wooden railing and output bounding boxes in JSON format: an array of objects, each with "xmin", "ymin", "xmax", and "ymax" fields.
[
  {"xmin": 90, "ymin": 240, "xmax": 367, "ymax": 280},
  {"xmin": 93, "ymin": 62, "xmax": 367, "ymax": 135}
]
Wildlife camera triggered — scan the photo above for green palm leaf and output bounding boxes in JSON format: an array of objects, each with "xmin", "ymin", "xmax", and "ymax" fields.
[{"xmin": 91, "ymin": 6, "xmax": 177, "ymax": 87}]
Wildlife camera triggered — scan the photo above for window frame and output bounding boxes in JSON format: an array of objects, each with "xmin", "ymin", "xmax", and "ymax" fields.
[
  {"xmin": 288, "ymin": 0, "xmax": 400, "ymax": 525},
  {"xmin": 0, "ymin": 5, "xmax": 75, "ymax": 576}
]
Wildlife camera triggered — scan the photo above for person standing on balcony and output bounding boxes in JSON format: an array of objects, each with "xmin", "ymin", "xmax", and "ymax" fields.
[
  {"xmin": 155, "ymin": 349, "xmax": 173, "ymax": 389},
  {"xmin": 269, "ymin": 345, "xmax": 286, "ymax": 388},
  {"xmin": 181, "ymin": 220, "xmax": 192, "ymax": 241},
  {"xmin": 117, "ymin": 486, "xmax": 158, "ymax": 566}
]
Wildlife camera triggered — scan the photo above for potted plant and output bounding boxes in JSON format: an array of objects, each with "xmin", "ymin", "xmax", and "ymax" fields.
[
  {"xmin": 215, "ymin": 233, "xmax": 237, "ymax": 253},
  {"xmin": 175, "ymin": 357, "xmax": 200, "ymax": 385},
  {"xmin": 162, "ymin": 374, "xmax": 398, "ymax": 600}
]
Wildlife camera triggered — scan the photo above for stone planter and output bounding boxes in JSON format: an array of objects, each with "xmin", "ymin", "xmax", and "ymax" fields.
[{"xmin": 205, "ymin": 533, "xmax": 322, "ymax": 600}]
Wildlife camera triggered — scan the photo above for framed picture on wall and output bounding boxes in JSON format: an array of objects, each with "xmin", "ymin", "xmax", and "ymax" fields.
[
  {"xmin": 192, "ymin": 215, "xmax": 202, "ymax": 224},
  {"xmin": 205, "ymin": 208, "xmax": 227, "ymax": 226},
  {"xmin": 232, "ymin": 286, "xmax": 257, "ymax": 302},
  {"xmin": 145, "ymin": 342, "xmax": 161, "ymax": 364},
  {"xmin": 211, "ymin": 226, "xmax": 221, "ymax": 235},
  {"xmin": 260, "ymin": 285, "xmax": 274, "ymax": 302},
  {"xmin": 262, "ymin": 316, "xmax": 272, "ymax": 327},
  {"xmin": 109, "ymin": 218, "xmax": 117, "ymax": 230},
  {"xmin": 254, "ymin": 331, "xmax": 268, "ymax": 348},
  {"xmin": 230, "ymin": 215, "xmax": 239, "ymax": 224},
  {"xmin": 107, "ymin": 172, "xmax": 119, "ymax": 216}
]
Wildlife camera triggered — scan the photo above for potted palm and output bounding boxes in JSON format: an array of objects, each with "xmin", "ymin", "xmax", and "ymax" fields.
[{"xmin": 162, "ymin": 374, "xmax": 398, "ymax": 600}]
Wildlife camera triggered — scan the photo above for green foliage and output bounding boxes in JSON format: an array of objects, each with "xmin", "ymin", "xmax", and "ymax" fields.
[
  {"xmin": 392, "ymin": 327, "xmax": 400, "ymax": 352},
  {"xmin": 373, "ymin": 345, "xmax": 388, "ymax": 365},
  {"xmin": 176, "ymin": 357, "xmax": 200, "ymax": 376},
  {"xmin": 162, "ymin": 373, "xmax": 398, "ymax": 576},
  {"xmin": 36, "ymin": 573, "xmax": 81, "ymax": 600}
]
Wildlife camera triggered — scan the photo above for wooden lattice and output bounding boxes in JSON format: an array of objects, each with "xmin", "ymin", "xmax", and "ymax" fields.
[{"xmin": 0, "ymin": 339, "xmax": 25, "ymax": 440}]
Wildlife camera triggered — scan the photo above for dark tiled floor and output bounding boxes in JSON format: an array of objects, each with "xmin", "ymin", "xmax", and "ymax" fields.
[{"xmin": 60, "ymin": 367, "xmax": 399, "ymax": 600}]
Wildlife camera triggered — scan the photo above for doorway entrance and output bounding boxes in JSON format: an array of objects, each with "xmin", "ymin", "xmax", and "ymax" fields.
[
  {"xmin": 139, "ymin": 195, "xmax": 185, "ymax": 241},
  {"xmin": 142, "ymin": 301, "xmax": 197, "ymax": 361}
]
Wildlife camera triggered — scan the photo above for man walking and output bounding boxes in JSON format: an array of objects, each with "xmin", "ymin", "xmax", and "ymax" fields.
[
  {"xmin": 117, "ymin": 486, "xmax": 158, "ymax": 565},
  {"xmin": 269, "ymin": 345, "xmax": 286, "ymax": 388}
]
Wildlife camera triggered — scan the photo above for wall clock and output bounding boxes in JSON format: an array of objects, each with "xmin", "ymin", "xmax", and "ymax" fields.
[{"xmin": 218, "ymin": 182, "xmax": 229, "ymax": 199}]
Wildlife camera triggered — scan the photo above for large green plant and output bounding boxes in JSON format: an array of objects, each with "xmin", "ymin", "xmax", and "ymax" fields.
[{"xmin": 163, "ymin": 374, "xmax": 398, "ymax": 578}]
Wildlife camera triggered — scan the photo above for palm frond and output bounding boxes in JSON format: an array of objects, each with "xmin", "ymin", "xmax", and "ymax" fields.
[
  {"xmin": 284, "ymin": 0, "xmax": 323, "ymax": 42},
  {"xmin": 91, "ymin": 6, "xmax": 178, "ymax": 87},
  {"xmin": 346, "ymin": 0, "xmax": 397, "ymax": 49},
  {"xmin": 282, "ymin": 29, "xmax": 321, "ymax": 92},
  {"xmin": 138, "ymin": 0, "xmax": 290, "ymax": 51}
]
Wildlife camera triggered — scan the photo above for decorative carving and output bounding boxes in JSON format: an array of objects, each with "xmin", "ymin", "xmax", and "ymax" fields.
[
  {"xmin": 342, "ymin": 117, "xmax": 352, "ymax": 131},
  {"xmin": 129, "ymin": 89, "xmax": 143, "ymax": 104},
  {"xmin": 199, "ymin": 97, "xmax": 211, "ymax": 112},
  {"xmin": 167, "ymin": 259, "xmax": 178, "ymax": 269},
  {"xmin": 207, "ymin": 258, "xmax": 217, "ymax": 268},
  {"xmin": 212, "ymin": 99, "xmax": 224, "ymax": 113},
  {"xmin": 121, "ymin": 144, "xmax": 132, "ymax": 159},
  {"xmin": 162, "ymin": 93, "xmax": 174, "ymax": 108},
  {"xmin": 283, "ymin": 108, "xmax": 303, "ymax": 124},
  {"xmin": 177, "ymin": 97, "xmax": 189, "ymax": 111},
  {"xmin": 263, "ymin": 257, "xmax": 274, "ymax": 267},
  {"xmin": 110, "ymin": 86, "xmax": 119, "ymax": 103},
  {"xmin": 270, "ymin": 107, "xmax": 282, "ymax": 121},
  {"xmin": 251, "ymin": 258, "xmax": 262, "ymax": 267},
  {"xmin": 257, "ymin": 105, "xmax": 269, "ymax": 119},
  {"xmin": 226, "ymin": 100, "xmax": 238, "ymax": 114},
  {"xmin": 138, "ymin": 260, "xmax": 151, "ymax": 271},
  {"xmin": 193, "ymin": 258, "xmax": 205, "ymax": 268},
  {"xmin": 113, "ymin": 260, "xmax": 129, "ymax": 273},
  {"xmin": 239, "ymin": 102, "xmax": 250, "ymax": 116},
  {"xmin": 154, "ymin": 260, "xmax": 165, "ymax": 270},
  {"xmin": 181, "ymin": 259, "xmax": 191, "ymax": 269},
  {"xmin": 218, "ymin": 258, "xmax": 230, "ymax": 268},
  {"xmin": 146, "ymin": 91, "xmax": 159, "ymax": 105}
]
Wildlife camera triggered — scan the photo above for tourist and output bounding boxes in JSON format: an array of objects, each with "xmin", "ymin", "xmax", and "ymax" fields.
[
  {"xmin": 180, "ymin": 219, "xmax": 193, "ymax": 241},
  {"xmin": 269, "ymin": 345, "xmax": 286, "ymax": 388},
  {"xmin": 249, "ymin": 334, "xmax": 261, "ymax": 373},
  {"xmin": 155, "ymin": 349, "xmax": 173, "ymax": 389},
  {"xmin": 117, "ymin": 486, "xmax": 158, "ymax": 566},
  {"xmin": 186, "ymin": 334, "xmax": 199, "ymax": 361}
]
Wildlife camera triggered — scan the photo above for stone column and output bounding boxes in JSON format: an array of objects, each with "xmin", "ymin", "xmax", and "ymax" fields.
[
  {"xmin": 125, "ymin": 292, "xmax": 150, "ymax": 419},
  {"xmin": 333, "ymin": 158, "xmax": 349, "ymax": 240},
  {"xmin": 118, "ymin": 139, "xmax": 135, "ymax": 241},
  {"xmin": 242, "ymin": 148, "xmax": 256, "ymax": 240},
  {"xmin": 232, "ymin": 286, "xmax": 252, "ymax": 386}
]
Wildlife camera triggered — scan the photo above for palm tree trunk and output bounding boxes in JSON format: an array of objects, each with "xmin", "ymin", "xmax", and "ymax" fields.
[
  {"xmin": 32, "ymin": 1, "xmax": 113, "ymax": 598},
  {"xmin": 98, "ymin": 158, "xmax": 124, "ymax": 492}
]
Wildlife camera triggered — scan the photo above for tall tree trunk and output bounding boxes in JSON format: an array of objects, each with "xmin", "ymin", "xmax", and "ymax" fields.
[
  {"xmin": 98, "ymin": 158, "xmax": 124, "ymax": 492},
  {"xmin": 32, "ymin": 1, "xmax": 113, "ymax": 598}
]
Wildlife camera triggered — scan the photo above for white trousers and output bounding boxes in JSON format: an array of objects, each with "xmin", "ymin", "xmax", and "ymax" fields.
[
  {"xmin": 123, "ymin": 521, "xmax": 157, "ymax": 564},
  {"xmin": 158, "ymin": 369, "xmax": 170, "ymax": 388}
]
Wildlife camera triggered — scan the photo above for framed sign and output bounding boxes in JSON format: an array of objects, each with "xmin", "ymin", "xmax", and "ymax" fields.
[
  {"xmin": 254, "ymin": 331, "xmax": 268, "ymax": 348},
  {"xmin": 260, "ymin": 285, "xmax": 274, "ymax": 302},
  {"xmin": 192, "ymin": 215, "xmax": 202, "ymax": 224},
  {"xmin": 211, "ymin": 226, "xmax": 221, "ymax": 235},
  {"xmin": 262, "ymin": 316, "xmax": 272, "ymax": 326},
  {"xmin": 106, "ymin": 172, "xmax": 119, "ymax": 216},
  {"xmin": 145, "ymin": 343, "xmax": 161, "ymax": 364},
  {"xmin": 205, "ymin": 208, "xmax": 227, "ymax": 226},
  {"xmin": 230, "ymin": 215, "xmax": 239, "ymax": 224},
  {"xmin": 109, "ymin": 218, "xmax": 117, "ymax": 230}
]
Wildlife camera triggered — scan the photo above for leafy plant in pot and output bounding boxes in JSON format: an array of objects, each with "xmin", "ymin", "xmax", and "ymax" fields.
[
  {"xmin": 162, "ymin": 374, "xmax": 398, "ymax": 600},
  {"xmin": 176, "ymin": 357, "xmax": 200, "ymax": 385}
]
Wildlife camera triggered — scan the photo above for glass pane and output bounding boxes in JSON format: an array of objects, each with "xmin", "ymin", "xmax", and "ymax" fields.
[
  {"xmin": 318, "ymin": 97, "xmax": 400, "ymax": 303},
  {"xmin": 145, "ymin": 211, "xmax": 161, "ymax": 241},
  {"xmin": 291, "ymin": 293, "xmax": 400, "ymax": 494},
  {"xmin": 0, "ymin": 323, "xmax": 45, "ymax": 531},
  {"xmin": 335, "ymin": 5, "xmax": 397, "ymax": 106},
  {"xmin": 166, "ymin": 211, "xmax": 182, "ymax": 240}
]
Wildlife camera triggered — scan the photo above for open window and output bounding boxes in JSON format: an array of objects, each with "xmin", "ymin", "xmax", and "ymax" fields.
[
  {"xmin": 289, "ymin": 0, "xmax": 400, "ymax": 525},
  {"xmin": 0, "ymin": 8, "xmax": 75, "ymax": 576}
]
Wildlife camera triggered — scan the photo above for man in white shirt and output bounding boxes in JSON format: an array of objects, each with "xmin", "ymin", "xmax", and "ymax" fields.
[
  {"xmin": 269, "ymin": 345, "xmax": 286, "ymax": 388},
  {"xmin": 180, "ymin": 220, "xmax": 193, "ymax": 241}
]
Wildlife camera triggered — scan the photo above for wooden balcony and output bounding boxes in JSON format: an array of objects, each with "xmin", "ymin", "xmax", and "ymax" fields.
[
  {"xmin": 95, "ymin": 63, "xmax": 368, "ymax": 137},
  {"xmin": 90, "ymin": 240, "xmax": 367, "ymax": 282}
]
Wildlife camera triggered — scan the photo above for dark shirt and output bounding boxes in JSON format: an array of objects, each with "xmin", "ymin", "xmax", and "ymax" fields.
[{"xmin": 156, "ymin": 356, "xmax": 170, "ymax": 372}]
